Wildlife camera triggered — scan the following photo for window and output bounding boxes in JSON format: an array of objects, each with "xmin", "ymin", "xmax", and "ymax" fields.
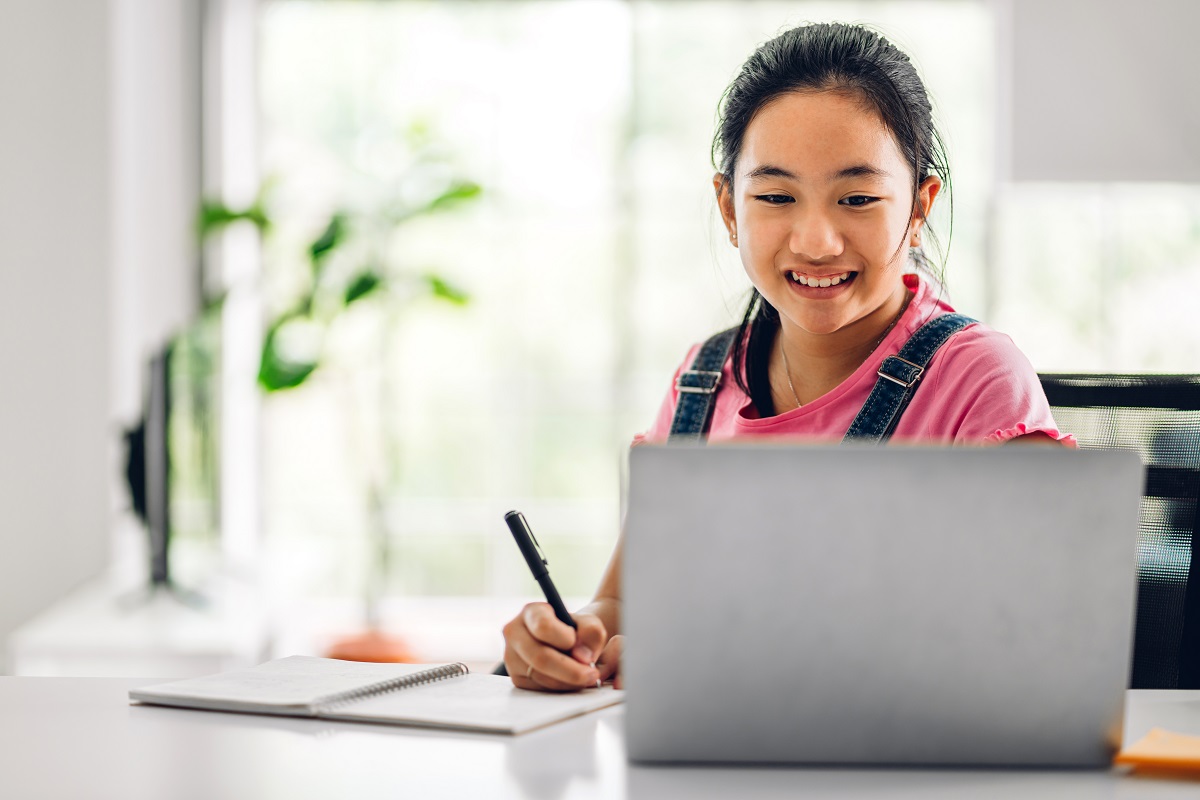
[{"xmin": 247, "ymin": 0, "xmax": 1200, "ymax": 661}]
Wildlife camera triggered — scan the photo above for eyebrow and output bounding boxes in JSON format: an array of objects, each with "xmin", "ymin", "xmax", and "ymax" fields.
[
  {"xmin": 833, "ymin": 164, "xmax": 891, "ymax": 180},
  {"xmin": 744, "ymin": 163, "xmax": 892, "ymax": 182}
]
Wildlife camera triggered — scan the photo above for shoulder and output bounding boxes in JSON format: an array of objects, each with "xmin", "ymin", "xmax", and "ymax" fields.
[
  {"xmin": 917, "ymin": 319, "xmax": 1071, "ymax": 445},
  {"xmin": 934, "ymin": 321, "xmax": 1036, "ymax": 377},
  {"xmin": 896, "ymin": 276, "xmax": 1037, "ymax": 390},
  {"xmin": 631, "ymin": 335, "xmax": 722, "ymax": 447},
  {"xmin": 633, "ymin": 326, "xmax": 745, "ymax": 446},
  {"xmin": 673, "ymin": 326, "xmax": 742, "ymax": 388}
]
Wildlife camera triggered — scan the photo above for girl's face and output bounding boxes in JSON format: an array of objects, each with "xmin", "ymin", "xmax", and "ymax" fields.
[{"xmin": 717, "ymin": 90, "xmax": 939, "ymax": 341}]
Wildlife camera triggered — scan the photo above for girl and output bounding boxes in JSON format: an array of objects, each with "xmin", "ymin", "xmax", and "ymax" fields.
[{"xmin": 502, "ymin": 22, "xmax": 1069, "ymax": 692}]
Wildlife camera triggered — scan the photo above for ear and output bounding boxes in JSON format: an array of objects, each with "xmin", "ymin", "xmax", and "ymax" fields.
[
  {"xmin": 713, "ymin": 172, "xmax": 738, "ymax": 245},
  {"xmin": 909, "ymin": 175, "xmax": 942, "ymax": 247}
]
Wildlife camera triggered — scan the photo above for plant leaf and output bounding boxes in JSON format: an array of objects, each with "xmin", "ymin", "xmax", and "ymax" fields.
[
  {"xmin": 201, "ymin": 290, "xmax": 228, "ymax": 318},
  {"xmin": 258, "ymin": 321, "xmax": 319, "ymax": 392},
  {"xmin": 309, "ymin": 214, "xmax": 346, "ymax": 273},
  {"xmin": 425, "ymin": 274, "xmax": 469, "ymax": 306},
  {"xmin": 427, "ymin": 181, "xmax": 482, "ymax": 213},
  {"xmin": 345, "ymin": 270, "xmax": 384, "ymax": 305},
  {"xmin": 197, "ymin": 199, "xmax": 270, "ymax": 238}
]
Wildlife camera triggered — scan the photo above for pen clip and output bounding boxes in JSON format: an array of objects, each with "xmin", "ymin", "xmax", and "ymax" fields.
[
  {"xmin": 528, "ymin": 528, "xmax": 548, "ymax": 566},
  {"xmin": 506, "ymin": 510, "xmax": 550, "ymax": 570}
]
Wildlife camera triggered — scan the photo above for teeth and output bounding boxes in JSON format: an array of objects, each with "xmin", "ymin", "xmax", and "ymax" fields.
[{"xmin": 789, "ymin": 271, "xmax": 852, "ymax": 287}]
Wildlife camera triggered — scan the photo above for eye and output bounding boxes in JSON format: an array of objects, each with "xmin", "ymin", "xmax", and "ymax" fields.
[
  {"xmin": 839, "ymin": 195, "xmax": 880, "ymax": 208},
  {"xmin": 754, "ymin": 194, "xmax": 794, "ymax": 206}
]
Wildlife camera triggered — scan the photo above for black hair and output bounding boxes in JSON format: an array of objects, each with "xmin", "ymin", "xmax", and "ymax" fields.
[{"xmin": 713, "ymin": 22, "xmax": 952, "ymax": 416}]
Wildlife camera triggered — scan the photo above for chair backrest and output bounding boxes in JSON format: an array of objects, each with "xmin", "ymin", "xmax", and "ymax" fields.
[{"xmin": 1039, "ymin": 373, "xmax": 1200, "ymax": 689}]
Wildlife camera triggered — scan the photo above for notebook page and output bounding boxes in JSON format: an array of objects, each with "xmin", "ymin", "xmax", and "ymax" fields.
[
  {"xmin": 327, "ymin": 673, "xmax": 624, "ymax": 734},
  {"xmin": 130, "ymin": 656, "xmax": 454, "ymax": 716}
]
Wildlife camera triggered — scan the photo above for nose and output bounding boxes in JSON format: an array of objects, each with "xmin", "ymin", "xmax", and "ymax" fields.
[{"xmin": 788, "ymin": 208, "xmax": 844, "ymax": 261}]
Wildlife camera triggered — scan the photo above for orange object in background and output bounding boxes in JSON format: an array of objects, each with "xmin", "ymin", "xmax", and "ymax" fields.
[
  {"xmin": 1116, "ymin": 728, "xmax": 1200, "ymax": 777},
  {"xmin": 325, "ymin": 629, "xmax": 417, "ymax": 663}
]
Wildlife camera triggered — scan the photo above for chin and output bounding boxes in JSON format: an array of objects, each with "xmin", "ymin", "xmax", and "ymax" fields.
[
  {"xmin": 779, "ymin": 312, "xmax": 846, "ymax": 336},
  {"xmin": 798, "ymin": 320, "xmax": 848, "ymax": 336}
]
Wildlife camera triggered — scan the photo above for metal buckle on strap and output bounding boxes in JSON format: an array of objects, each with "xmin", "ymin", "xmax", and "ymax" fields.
[
  {"xmin": 675, "ymin": 370, "xmax": 723, "ymax": 394},
  {"xmin": 877, "ymin": 356, "xmax": 924, "ymax": 388}
]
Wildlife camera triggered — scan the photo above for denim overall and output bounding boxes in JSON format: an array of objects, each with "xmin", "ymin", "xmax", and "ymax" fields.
[{"xmin": 667, "ymin": 313, "xmax": 977, "ymax": 442}]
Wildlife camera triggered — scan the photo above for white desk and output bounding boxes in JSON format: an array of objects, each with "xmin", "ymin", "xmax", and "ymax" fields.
[
  {"xmin": 6, "ymin": 577, "xmax": 270, "ymax": 678},
  {"xmin": 2, "ymin": 679, "xmax": 1198, "ymax": 799}
]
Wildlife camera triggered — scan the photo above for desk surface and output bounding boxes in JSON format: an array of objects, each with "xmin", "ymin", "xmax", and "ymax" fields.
[{"xmin": 2, "ymin": 678, "xmax": 1199, "ymax": 799}]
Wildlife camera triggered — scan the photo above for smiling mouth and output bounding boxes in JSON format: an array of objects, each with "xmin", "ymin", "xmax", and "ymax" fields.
[{"xmin": 788, "ymin": 270, "xmax": 856, "ymax": 288}]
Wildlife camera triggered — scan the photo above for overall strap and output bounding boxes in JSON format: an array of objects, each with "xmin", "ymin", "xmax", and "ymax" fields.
[
  {"xmin": 843, "ymin": 313, "xmax": 977, "ymax": 444},
  {"xmin": 667, "ymin": 326, "xmax": 739, "ymax": 443}
]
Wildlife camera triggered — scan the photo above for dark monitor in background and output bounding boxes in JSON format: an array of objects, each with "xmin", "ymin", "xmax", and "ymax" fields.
[{"xmin": 123, "ymin": 326, "xmax": 219, "ymax": 604}]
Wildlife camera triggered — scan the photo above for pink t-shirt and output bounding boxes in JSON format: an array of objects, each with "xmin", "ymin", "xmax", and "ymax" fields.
[{"xmin": 636, "ymin": 273, "xmax": 1072, "ymax": 446}]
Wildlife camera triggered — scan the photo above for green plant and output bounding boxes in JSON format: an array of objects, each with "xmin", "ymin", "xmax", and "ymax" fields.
[
  {"xmin": 198, "ymin": 161, "xmax": 481, "ymax": 640},
  {"xmin": 198, "ymin": 177, "xmax": 479, "ymax": 392}
]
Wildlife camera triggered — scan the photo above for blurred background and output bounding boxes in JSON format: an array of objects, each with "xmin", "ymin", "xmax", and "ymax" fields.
[{"xmin": 2, "ymin": 0, "xmax": 1198, "ymax": 677}]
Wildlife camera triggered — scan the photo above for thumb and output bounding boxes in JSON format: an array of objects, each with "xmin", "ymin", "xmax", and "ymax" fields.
[{"xmin": 569, "ymin": 613, "xmax": 607, "ymax": 665}]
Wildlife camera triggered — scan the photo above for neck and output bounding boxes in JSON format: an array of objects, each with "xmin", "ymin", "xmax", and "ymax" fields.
[{"xmin": 773, "ymin": 282, "xmax": 912, "ymax": 408}]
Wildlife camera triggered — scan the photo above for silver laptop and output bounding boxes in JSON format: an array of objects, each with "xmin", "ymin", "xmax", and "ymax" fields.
[{"xmin": 623, "ymin": 445, "xmax": 1142, "ymax": 766}]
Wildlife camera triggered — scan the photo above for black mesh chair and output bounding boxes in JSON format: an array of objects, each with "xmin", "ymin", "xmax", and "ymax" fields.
[{"xmin": 1039, "ymin": 373, "xmax": 1200, "ymax": 689}]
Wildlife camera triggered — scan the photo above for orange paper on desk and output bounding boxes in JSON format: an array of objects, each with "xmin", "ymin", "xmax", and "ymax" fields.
[{"xmin": 1116, "ymin": 728, "xmax": 1200, "ymax": 773}]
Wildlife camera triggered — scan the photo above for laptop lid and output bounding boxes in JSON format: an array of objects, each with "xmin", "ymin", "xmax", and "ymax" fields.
[{"xmin": 623, "ymin": 445, "xmax": 1142, "ymax": 766}]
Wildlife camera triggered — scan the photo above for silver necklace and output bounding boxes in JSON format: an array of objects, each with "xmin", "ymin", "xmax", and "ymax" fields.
[
  {"xmin": 778, "ymin": 290, "xmax": 913, "ymax": 410},
  {"xmin": 779, "ymin": 341, "xmax": 804, "ymax": 410}
]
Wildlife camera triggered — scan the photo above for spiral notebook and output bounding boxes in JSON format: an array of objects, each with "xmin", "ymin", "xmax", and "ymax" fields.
[{"xmin": 129, "ymin": 656, "xmax": 623, "ymax": 735}]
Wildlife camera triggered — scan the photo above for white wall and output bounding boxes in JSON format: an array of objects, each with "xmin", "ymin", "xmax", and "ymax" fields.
[
  {"xmin": 1002, "ymin": 0, "xmax": 1200, "ymax": 182},
  {"xmin": 112, "ymin": 0, "xmax": 203, "ymax": 423},
  {"xmin": 0, "ymin": 0, "xmax": 114, "ymax": 665},
  {"xmin": 0, "ymin": 0, "xmax": 201, "ymax": 668}
]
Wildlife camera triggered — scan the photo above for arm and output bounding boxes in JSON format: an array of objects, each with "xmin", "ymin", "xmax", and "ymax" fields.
[
  {"xmin": 501, "ymin": 535, "xmax": 624, "ymax": 692},
  {"xmin": 1005, "ymin": 431, "xmax": 1061, "ymax": 446},
  {"xmin": 577, "ymin": 534, "xmax": 622, "ymax": 636},
  {"xmin": 502, "ymin": 346, "xmax": 690, "ymax": 691},
  {"xmin": 576, "ymin": 535, "xmax": 624, "ymax": 687}
]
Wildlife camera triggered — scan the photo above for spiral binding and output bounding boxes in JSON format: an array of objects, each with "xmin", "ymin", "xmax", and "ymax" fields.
[{"xmin": 312, "ymin": 662, "xmax": 470, "ymax": 713}]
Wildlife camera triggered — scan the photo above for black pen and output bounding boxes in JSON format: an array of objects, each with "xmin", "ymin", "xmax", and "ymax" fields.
[{"xmin": 504, "ymin": 510, "xmax": 576, "ymax": 630}]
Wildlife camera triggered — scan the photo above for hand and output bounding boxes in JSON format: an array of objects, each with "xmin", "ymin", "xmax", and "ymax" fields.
[
  {"xmin": 503, "ymin": 602, "xmax": 614, "ymax": 692},
  {"xmin": 595, "ymin": 634, "xmax": 623, "ymax": 689}
]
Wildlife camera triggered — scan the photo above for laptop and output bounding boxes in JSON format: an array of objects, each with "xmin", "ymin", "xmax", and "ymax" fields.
[{"xmin": 622, "ymin": 444, "xmax": 1143, "ymax": 766}]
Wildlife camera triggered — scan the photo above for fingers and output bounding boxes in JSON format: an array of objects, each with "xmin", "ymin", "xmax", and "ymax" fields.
[
  {"xmin": 505, "ymin": 648, "xmax": 597, "ymax": 692},
  {"xmin": 596, "ymin": 634, "xmax": 623, "ymax": 688},
  {"xmin": 521, "ymin": 603, "xmax": 576, "ymax": 650},
  {"xmin": 569, "ymin": 613, "xmax": 607, "ymax": 666},
  {"xmin": 503, "ymin": 604, "xmax": 601, "ymax": 692},
  {"xmin": 504, "ymin": 639, "xmax": 599, "ymax": 692}
]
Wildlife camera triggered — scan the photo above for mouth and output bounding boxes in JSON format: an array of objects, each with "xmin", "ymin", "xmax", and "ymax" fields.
[{"xmin": 787, "ymin": 270, "xmax": 857, "ymax": 288}]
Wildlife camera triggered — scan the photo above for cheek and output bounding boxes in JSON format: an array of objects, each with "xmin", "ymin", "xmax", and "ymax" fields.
[
  {"xmin": 740, "ymin": 232, "xmax": 789, "ymax": 282},
  {"xmin": 734, "ymin": 210, "xmax": 779, "ymax": 267},
  {"xmin": 736, "ymin": 205, "xmax": 793, "ymax": 249},
  {"xmin": 849, "ymin": 209, "xmax": 910, "ymax": 264}
]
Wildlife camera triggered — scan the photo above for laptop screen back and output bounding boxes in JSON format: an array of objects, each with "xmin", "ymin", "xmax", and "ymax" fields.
[{"xmin": 623, "ymin": 445, "xmax": 1141, "ymax": 766}]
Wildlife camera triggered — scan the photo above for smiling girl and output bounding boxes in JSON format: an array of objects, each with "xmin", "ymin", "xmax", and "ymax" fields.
[{"xmin": 502, "ymin": 22, "xmax": 1070, "ymax": 692}]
